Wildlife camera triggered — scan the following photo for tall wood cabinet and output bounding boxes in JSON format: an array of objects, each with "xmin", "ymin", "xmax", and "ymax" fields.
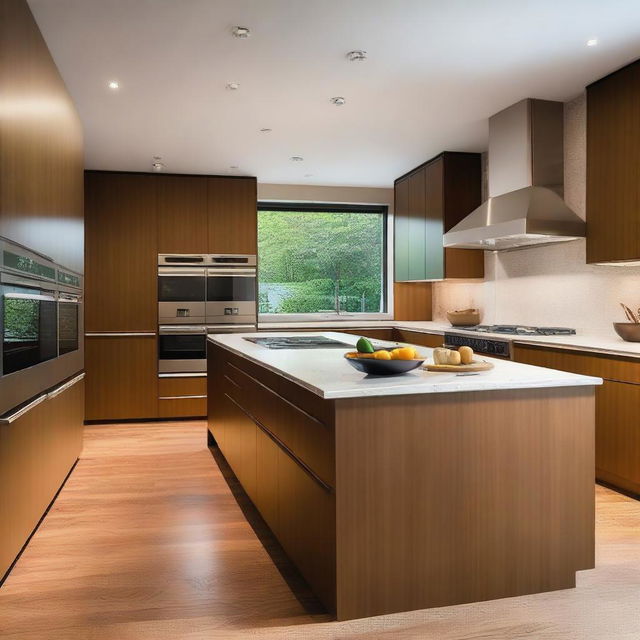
[
  {"xmin": 394, "ymin": 152, "xmax": 484, "ymax": 281},
  {"xmin": 84, "ymin": 171, "xmax": 257, "ymax": 422},
  {"xmin": 586, "ymin": 59, "xmax": 640, "ymax": 264}
]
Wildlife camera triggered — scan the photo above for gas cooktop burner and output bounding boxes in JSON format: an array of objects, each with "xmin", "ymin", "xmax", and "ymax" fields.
[{"xmin": 462, "ymin": 325, "xmax": 576, "ymax": 336}]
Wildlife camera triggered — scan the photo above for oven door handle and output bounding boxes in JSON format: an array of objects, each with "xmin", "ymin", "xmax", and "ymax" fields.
[
  {"xmin": 159, "ymin": 325, "xmax": 207, "ymax": 335},
  {"xmin": 206, "ymin": 269, "xmax": 256, "ymax": 277},
  {"xmin": 158, "ymin": 268, "xmax": 207, "ymax": 277},
  {"xmin": 4, "ymin": 292, "xmax": 57, "ymax": 302}
]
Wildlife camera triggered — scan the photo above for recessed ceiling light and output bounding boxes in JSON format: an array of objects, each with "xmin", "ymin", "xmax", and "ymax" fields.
[
  {"xmin": 330, "ymin": 96, "xmax": 346, "ymax": 106},
  {"xmin": 229, "ymin": 165, "xmax": 239, "ymax": 169},
  {"xmin": 152, "ymin": 161, "xmax": 164, "ymax": 172},
  {"xmin": 587, "ymin": 38, "xmax": 598, "ymax": 47},
  {"xmin": 108, "ymin": 80, "xmax": 119, "ymax": 89},
  {"xmin": 259, "ymin": 128, "xmax": 272, "ymax": 133},
  {"xmin": 232, "ymin": 26, "xmax": 251, "ymax": 38},
  {"xmin": 290, "ymin": 156, "xmax": 304, "ymax": 162},
  {"xmin": 304, "ymin": 173, "xmax": 314, "ymax": 178},
  {"xmin": 346, "ymin": 50, "xmax": 367, "ymax": 62},
  {"xmin": 226, "ymin": 82, "xmax": 240, "ymax": 90}
]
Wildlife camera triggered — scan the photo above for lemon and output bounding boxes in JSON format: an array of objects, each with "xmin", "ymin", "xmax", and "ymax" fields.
[{"xmin": 374, "ymin": 350, "xmax": 392, "ymax": 360}]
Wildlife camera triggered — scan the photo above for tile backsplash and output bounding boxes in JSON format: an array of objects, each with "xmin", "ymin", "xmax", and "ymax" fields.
[{"xmin": 433, "ymin": 92, "xmax": 640, "ymax": 336}]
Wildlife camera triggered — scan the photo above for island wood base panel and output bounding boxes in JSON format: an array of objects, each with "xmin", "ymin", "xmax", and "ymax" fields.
[{"xmin": 207, "ymin": 343, "xmax": 595, "ymax": 621}]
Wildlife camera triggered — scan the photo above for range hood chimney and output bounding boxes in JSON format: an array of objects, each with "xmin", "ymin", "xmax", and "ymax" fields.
[{"xmin": 443, "ymin": 99, "xmax": 585, "ymax": 251}]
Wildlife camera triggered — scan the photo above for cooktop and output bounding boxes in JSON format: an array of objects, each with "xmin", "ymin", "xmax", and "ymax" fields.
[
  {"xmin": 461, "ymin": 325, "xmax": 576, "ymax": 336},
  {"xmin": 245, "ymin": 336, "xmax": 354, "ymax": 349}
]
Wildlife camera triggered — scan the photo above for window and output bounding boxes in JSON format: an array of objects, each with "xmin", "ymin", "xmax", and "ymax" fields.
[{"xmin": 258, "ymin": 202, "xmax": 389, "ymax": 320}]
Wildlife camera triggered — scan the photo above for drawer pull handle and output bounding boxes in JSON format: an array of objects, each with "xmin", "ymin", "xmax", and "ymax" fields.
[
  {"xmin": 0, "ymin": 394, "xmax": 47, "ymax": 424},
  {"xmin": 159, "ymin": 395, "xmax": 207, "ymax": 400},
  {"xmin": 47, "ymin": 373, "xmax": 86, "ymax": 399}
]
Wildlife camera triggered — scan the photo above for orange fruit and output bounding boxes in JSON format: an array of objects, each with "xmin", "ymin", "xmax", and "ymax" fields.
[
  {"xmin": 374, "ymin": 350, "xmax": 392, "ymax": 360},
  {"xmin": 396, "ymin": 347, "xmax": 417, "ymax": 360}
]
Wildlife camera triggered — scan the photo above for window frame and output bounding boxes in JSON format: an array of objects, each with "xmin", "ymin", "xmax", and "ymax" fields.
[{"xmin": 257, "ymin": 201, "xmax": 393, "ymax": 323}]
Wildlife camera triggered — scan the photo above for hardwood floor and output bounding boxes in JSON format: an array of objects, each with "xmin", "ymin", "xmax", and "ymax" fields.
[{"xmin": 1, "ymin": 421, "xmax": 639, "ymax": 639}]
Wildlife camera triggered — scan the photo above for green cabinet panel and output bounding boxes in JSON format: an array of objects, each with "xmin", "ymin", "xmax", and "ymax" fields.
[
  {"xmin": 394, "ymin": 152, "xmax": 482, "ymax": 282},
  {"xmin": 394, "ymin": 178, "xmax": 410, "ymax": 281}
]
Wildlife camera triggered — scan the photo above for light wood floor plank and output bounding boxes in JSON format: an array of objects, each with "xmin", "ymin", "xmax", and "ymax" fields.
[{"xmin": 0, "ymin": 420, "xmax": 638, "ymax": 639}]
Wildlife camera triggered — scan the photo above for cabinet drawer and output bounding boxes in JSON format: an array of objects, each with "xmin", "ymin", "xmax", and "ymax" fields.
[
  {"xmin": 158, "ymin": 376, "xmax": 207, "ymax": 398},
  {"xmin": 393, "ymin": 329, "xmax": 443, "ymax": 348},
  {"xmin": 158, "ymin": 397, "xmax": 207, "ymax": 418},
  {"xmin": 513, "ymin": 344, "xmax": 640, "ymax": 385},
  {"xmin": 225, "ymin": 362, "xmax": 335, "ymax": 487}
]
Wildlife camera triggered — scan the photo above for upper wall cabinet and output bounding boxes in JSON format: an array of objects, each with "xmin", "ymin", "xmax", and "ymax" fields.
[
  {"xmin": 586, "ymin": 59, "xmax": 640, "ymax": 264},
  {"xmin": 157, "ymin": 175, "xmax": 208, "ymax": 254},
  {"xmin": 207, "ymin": 177, "xmax": 258, "ymax": 254},
  {"xmin": 394, "ymin": 152, "xmax": 484, "ymax": 281}
]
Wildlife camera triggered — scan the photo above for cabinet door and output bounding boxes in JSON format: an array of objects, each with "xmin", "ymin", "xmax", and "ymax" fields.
[
  {"xmin": 407, "ymin": 168, "xmax": 427, "ymax": 280},
  {"xmin": 157, "ymin": 175, "xmax": 208, "ymax": 254},
  {"xmin": 277, "ymin": 448, "xmax": 336, "ymax": 612},
  {"xmin": 0, "ymin": 376, "xmax": 83, "ymax": 578},
  {"xmin": 424, "ymin": 158, "xmax": 445, "ymax": 280},
  {"xmin": 392, "ymin": 329, "xmax": 443, "ymax": 348},
  {"xmin": 587, "ymin": 63, "xmax": 640, "ymax": 264},
  {"xmin": 221, "ymin": 392, "xmax": 257, "ymax": 501},
  {"xmin": 255, "ymin": 427, "xmax": 279, "ymax": 533},
  {"xmin": 85, "ymin": 172, "xmax": 158, "ymax": 331},
  {"xmin": 207, "ymin": 177, "xmax": 257, "ymax": 254},
  {"xmin": 595, "ymin": 380, "xmax": 640, "ymax": 494},
  {"xmin": 85, "ymin": 335, "xmax": 158, "ymax": 420},
  {"xmin": 394, "ymin": 177, "xmax": 410, "ymax": 282}
]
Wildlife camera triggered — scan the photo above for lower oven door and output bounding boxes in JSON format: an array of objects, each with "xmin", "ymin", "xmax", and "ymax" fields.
[{"xmin": 158, "ymin": 326, "xmax": 207, "ymax": 373}]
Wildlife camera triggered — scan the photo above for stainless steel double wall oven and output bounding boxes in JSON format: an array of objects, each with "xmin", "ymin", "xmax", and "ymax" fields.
[
  {"xmin": 157, "ymin": 254, "xmax": 257, "ymax": 373},
  {"xmin": 0, "ymin": 238, "xmax": 83, "ymax": 415}
]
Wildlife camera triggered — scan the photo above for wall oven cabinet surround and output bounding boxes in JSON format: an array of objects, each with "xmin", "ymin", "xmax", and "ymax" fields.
[
  {"xmin": 0, "ymin": 238, "xmax": 83, "ymax": 416},
  {"xmin": 586, "ymin": 59, "xmax": 640, "ymax": 265},
  {"xmin": 394, "ymin": 152, "xmax": 484, "ymax": 281}
]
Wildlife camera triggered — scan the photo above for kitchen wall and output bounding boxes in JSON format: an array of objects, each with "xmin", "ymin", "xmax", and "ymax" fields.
[{"xmin": 433, "ymin": 93, "xmax": 640, "ymax": 335}]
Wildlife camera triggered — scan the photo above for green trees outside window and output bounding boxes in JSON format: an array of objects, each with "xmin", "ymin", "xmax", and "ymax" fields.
[{"xmin": 258, "ymin": 208, "xmax": 386, "ymax": 315}]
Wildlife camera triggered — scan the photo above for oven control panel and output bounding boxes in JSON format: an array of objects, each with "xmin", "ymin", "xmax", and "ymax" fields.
[{"xmin": 444, "ymin": 333, "xmax": 511, "ymax": 358}]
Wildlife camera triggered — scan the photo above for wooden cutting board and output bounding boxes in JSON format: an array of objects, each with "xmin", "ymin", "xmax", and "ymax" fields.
[{"xmin": 423, "ymin": 360, "xmax": 494, "ymax": 373}]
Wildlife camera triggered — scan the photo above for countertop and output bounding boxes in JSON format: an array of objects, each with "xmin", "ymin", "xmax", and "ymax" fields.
[
  {"xmin": 259, "ymin": 320, "xmax": 640, "ymax": 360},
  {"xmin": 209, "ymin": 331, "xmax": 601, "ymax": 399}
]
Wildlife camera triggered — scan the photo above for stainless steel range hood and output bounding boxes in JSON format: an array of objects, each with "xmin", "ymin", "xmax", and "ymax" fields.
[{"xmin": 443, "ymin": 99, "xmax": 585, "ymax": 251}]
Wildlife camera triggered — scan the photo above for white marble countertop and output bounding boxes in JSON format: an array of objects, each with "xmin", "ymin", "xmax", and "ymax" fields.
[
  {"xmin": 259, "ymin": 320, "xmax": 640, "ymax": 359},
  {"xmin": 209, "ymin": 331, "xmax": 601, "ymax": 400}
]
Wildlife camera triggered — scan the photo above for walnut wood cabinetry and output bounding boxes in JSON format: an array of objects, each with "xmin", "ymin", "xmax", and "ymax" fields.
[
  {"xmin": 157, "ymin": 175, "xmax": 208, "ymax": 254},
  {"xmin": 587, "ymin": 59, "xmax": 640, "ymax": 264},
  {"xmin": 209, "ymin": 341, "xmax": 595, "ymax": 620},
  {"xmin": 84, "ymin": 171, "xmax": 257, "ymax": 421},
  {"xmin": 85, "ymin": 172, "xmax": 158, "ymax": 332},
  {"xmin": 513, "ymin": 344, "xmax": 640, "ymax": 496},
  {"xmin": 207, "ymin": 177, "xmax": 258, "ymax": 254},
  {"xmin": 0, "ymin": 375, "xmax": 84, "ymax": 580},
  {"xmin": 85, "ymin": 335, "xmax": 158, "ymax": 421},
  {"xmin": 394, "ymin": 152, "xmax": 484, "ymax": 281}
]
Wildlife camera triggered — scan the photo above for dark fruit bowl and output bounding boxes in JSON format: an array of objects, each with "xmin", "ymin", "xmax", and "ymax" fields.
[{"xmin": 344, "ymin": 353, "xmax": 425, "ymax": 376}]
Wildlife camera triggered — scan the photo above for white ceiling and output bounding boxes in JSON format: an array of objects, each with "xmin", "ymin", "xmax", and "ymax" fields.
[{"xmin": 28, "ymin": 0, "xmax": 640, "ymax": 187}]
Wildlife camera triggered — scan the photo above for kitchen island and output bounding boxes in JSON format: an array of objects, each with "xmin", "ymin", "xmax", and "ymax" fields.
[{"xmin": 207, "ymin": 332, "xmax": 602, "ymax": 621}]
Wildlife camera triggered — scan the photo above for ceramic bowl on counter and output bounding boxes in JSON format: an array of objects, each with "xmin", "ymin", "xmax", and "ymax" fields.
[
  {"xmin": 613, "ymin": 322, "xmax": 640, "ymax": 342},
  {"xmin": 344, "ymin": 351, "xmax": 425, "ymax": 376},
  {"xmin": 446, "ymin": 308, "xmax": 481, "ymax": 327}
]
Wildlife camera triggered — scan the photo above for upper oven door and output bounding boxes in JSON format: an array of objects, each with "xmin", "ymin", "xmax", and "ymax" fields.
[
  {"xmin": 1, "ymin": 281, "xmax": 58, "ymax": 377},
  {"xmin": 206, "ymin": 268, "xmax": 257, "ymax": 324},
  {"xmin": 158, "ymin": 267, "xmax": 206, "ymax": 324}
]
